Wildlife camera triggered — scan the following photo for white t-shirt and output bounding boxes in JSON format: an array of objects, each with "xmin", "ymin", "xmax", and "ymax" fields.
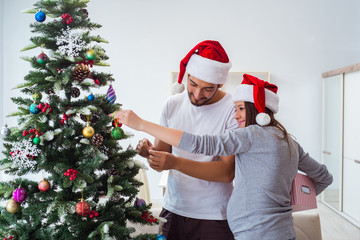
[{"xmin": 160, "ymin": 91, "xmax": 238, "ymax": 220}]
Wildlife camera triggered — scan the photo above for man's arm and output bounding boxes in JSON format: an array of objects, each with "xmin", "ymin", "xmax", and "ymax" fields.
[{"xmin": 154, "ymin": 138, "xmax": 172, "ymax": 153}]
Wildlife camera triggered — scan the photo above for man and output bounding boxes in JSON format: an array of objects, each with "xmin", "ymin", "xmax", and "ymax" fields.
[{"xmin": 137, "ymin": 40, "xmax": 238, "ymax": 239}]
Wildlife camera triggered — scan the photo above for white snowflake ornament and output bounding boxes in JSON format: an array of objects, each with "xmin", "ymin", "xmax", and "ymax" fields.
[
  {"xmin": 10, "ymin": 139, "xmax": 40, "ymax": 170},
  {"xmin": 56, "ymin": 26, "xmax": 87, "ymax": 58}
]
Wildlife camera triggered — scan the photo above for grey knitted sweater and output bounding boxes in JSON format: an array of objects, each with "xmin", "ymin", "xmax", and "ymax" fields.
[{"xmin": 178, "ymin": 125, "xmax": 333, "ymax": 240}]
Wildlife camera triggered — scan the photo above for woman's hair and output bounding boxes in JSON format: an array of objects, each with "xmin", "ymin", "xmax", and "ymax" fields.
[{"xmin": 245, "ymin": 102, "xmax": 289, "ymax": 141}]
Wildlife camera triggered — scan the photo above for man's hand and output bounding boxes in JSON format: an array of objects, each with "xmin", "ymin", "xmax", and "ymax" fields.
[
  {"xmin": 148, "ymin": 150, "xmax": 177, "ymax": 172},
  {"xmin": 136, "ymin": 138, "xmax": 153, "ymax": 158}
]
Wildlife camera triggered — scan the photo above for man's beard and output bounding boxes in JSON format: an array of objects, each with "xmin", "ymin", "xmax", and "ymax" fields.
[{"xmin": 187, "ymin": 88, "xmax": 218, "ymax": 107}]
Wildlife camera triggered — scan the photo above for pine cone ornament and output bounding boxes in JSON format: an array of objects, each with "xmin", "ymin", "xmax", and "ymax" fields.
[
  {"xmin": 73, "ymin": 63, "xmax": 90, "ymax": 82},
  {"xmin": 80, "ymin": 113, "xmax": 99, "ymax": 123},
  {"xmin": 99, "ymin": 145, "xmax": 110, "ymax": 156},
  {"xmin": 47, "ymin": 89, "xmax": 55, "ymax": 95},
  {"xmin": 109, "ymin": 192, "xmax": 122, "ymax": 202},
  {"xmin": 91, "ymin": 133, "xmax": 103, "ymax": 146},
  {"xmin": 71, "ymin": 87, "xmax": 80, "ymax": 98},
  {"xmin": 107, "ymin": 168, "xmax": 119, "ymax": 176}
]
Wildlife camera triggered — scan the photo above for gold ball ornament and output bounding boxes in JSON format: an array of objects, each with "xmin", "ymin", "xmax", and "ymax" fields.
[
  {"xmin": 83, "ymin": 123, "xmax": 95, "ymax": 138},
  {"xmin": 6, "ymin": 198, "xmax": 21, "ymax": 214},
  {"xmin": 32, "ymin": 92, "xmax": 42, "ymax": 103}
]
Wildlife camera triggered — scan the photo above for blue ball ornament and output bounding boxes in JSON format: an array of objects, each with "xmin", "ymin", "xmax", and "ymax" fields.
[
  {"xmin": 88, "ymin": 93, "xmax": 95, "ymax": 101},
  {"xmin": 29, "ymin": 103, "xmax": 40, "ymax": 114},
  {"xmin": 35, "ymin": 11, "xmax": 46, "ymax": 22},
  {"xmin": 156, "ymin": 234, "xmax": 167, "ymax": 240}
]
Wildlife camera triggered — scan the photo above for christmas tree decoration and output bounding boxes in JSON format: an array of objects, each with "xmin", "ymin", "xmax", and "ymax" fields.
[
  {"xmin": 56, "ymin": 26, "xmax": 87, "ymax": 57},
  {"xmin": 73, "ymin": 63, "xmax": 90, "ymax": 82},
  {"xmin": 61, "ymin": 13, "xmax": 73, "ymax": 24},
  {"xmin": 9, "ymin": 139, "xmax": 39, "ymax": 170},
  {"xmin": 91, "ymin": 133, "xmax": 103, "ymax": 146},
  {"xmin": 32, "ymin": 92, "xmax": 42, "ymax": 103},
  {"xmin": 88, "ymin": 210, "xmax": 99, "ymax": 219},
  {"xmin": 71, "ymin": 87, "xmax": 81, "ymax": 98},
  {"xmin": 64, "ymin": 169, "xmax": 78, "ymax": 181},
  {"xmin": 106, "ymin": 168, "xmax": 119, "ymax": 176},
  {"xmin": 40, "ymin": 103, "xmax": 52, "ymax": 114},
  {"xmin": 80, "ymin": 8, "xmax": 89, "ymax": 17},
  {"xmin": 1, "ymin": 123, "xmax": 11, "ymax": 137},
  {"xmin": 86, "ymin": 49, "xmax": 96, "ymax": 60},
  {"xmin": 75, "ymin": 198, "xmax": 91, "ymax": 216},
  {"xmin": 106, "ymin": 85, "xmax": 116, "ymax": 104},
  {"xmin": 156, "ymin": 235, "xmax": 167, "ymax": 240},
  {"xmin": 141, "ymin": 211, "xmax": 157, "ymax": 224},
  {"xmin": 35, "ymin": 10, "xmax": 46, "ymax": 22},
  {"xmin": 38, "ymin": 179, "xmax": 51, "ymax": 192},
  {"xmin": 156, "ymin": 217, "xmax": 167, "ymax": 239},
  {"xmin": 134, "ymin": 197, "xmax": 146, "ymax": 209},
  {"xmin": 79, "ymin": 59, "xmax": 94, "ymax": 68},
  {"xmin": 3, "ymin": 235, "xmax": 14, "ymax": 240},
  {"xmin": 33, "ymin": 136, "xmax": 40, "ymax": 144},
  {"xmin": 112, "ymin": 119, "xmax": 122, "ymax": 128},
  {"xmin": 80, "ymin": 113, "xmax": 99, "ymax": 123},
  {"xmin": 83, "ymin": 122, "xmax": 95, "ymax": 138},
  {"xmin": 13, "ymin": 187, "xmax": 27, "ymax": 203},
  {"xmin": 37, "ymin": 52, "xmax": 48, "ymax": 64},
  {"xmin": 88, "ymin": 93, "xmax": 95, "ymax": 101},
  {"xmin": 29, "ymin": 103, "xmax": 41, "ymax": 114},
  {"xmin": 112, "ymin": 127, "xmax": 124, "ymax": 140},
  {"xmin": 5, "ymin": 198, "xmax": 20, "ymax": 214}
]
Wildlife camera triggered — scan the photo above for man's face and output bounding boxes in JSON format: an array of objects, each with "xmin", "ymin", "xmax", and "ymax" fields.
[{"xmin": 186, "ymin": 75, "xmax": 219, "ymax": 106}]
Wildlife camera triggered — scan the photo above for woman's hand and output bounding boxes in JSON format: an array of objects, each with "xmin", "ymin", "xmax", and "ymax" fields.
[
  {"xmin": 110, "ymin": 110, "xmax": 144, "ymax": 131},
  {"xmin": 148, "ymin": 150, "xmax": 177, "ymax": 172}
]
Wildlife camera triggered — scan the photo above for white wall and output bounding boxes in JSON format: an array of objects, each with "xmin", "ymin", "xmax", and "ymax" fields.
[
  {"xmin": 1, "ymin": 0, "xmax": 360, "ymax": 203},
  {"xmin": 0, "ymin": 1, "xmax": 4, "ymax": 146}
]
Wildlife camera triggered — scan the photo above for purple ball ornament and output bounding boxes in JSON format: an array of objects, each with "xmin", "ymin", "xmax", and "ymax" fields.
[
  {"xmin": 134, "ymin": 197, "xmax": 146, "ymax": 209},
  {"xmin": 13, "ymin": 187, "xmax": 27, "ymax": 203},
  {"xmin": 106, "ymin": 85, "xmax": 116, "ymax": 104}
]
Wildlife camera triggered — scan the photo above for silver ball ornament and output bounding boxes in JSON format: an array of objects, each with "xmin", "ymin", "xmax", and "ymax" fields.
[{"xmin": 1, "ymin": 124, "xmax": 11, "ymax": 137}]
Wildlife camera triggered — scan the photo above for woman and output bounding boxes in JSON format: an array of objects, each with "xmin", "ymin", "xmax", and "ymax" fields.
[{"xmin": 112, "ymin": 74, "xmax": 333, "ymax": 240}]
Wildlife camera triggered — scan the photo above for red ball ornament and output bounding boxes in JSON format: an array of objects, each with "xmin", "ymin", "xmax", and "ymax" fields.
[
  {"xmin": 76, "ymin": 200, "xmax": 91, "ymax": 216},
  {"xmin": 38, "ymin": 179, "xmax": 51, "ymax": 192},
  {"xmin": 112, "ymin": 119, "xmax": 122, "ymax": 128}
]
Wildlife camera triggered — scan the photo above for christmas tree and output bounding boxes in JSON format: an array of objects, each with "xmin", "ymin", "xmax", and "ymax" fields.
[{"xmin": 0, "ymin": 0, "xmax": 158, "ymax": 239}]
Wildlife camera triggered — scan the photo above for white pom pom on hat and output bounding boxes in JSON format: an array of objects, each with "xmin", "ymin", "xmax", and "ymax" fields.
[
  {"xmin": 232, "ymin": 74, "xmax": 279, "ymax": 126},
  {"xmin": 173, "ymin": 40, "xmax": 232, "ymax": 94},
  {"xmin": 172, "ymin": 82, "xmax": 185, "ymax": 94}
]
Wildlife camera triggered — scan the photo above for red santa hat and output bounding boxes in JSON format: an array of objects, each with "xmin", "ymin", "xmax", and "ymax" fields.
[
  {"xmin": 232, "ymin": 74, "xmax": 279, "ymax": 126},
  {"xmin": 173, "ymin": 40, "xmax": 232, "ymax": 93}
]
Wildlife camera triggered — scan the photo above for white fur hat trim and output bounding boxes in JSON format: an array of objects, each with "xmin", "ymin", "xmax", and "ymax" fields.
[
  {"xmin": 186, "ymin": 54, "xmax": 231, "ymax": 84},
  {"xmin": 232, "ymin": 84, "xmax": 279, "ymax": 113}
]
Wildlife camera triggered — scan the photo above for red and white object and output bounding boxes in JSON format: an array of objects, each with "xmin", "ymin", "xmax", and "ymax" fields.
[{"xmin": 290, "ymin": 173, "xmax": 317, "ymax": 212}]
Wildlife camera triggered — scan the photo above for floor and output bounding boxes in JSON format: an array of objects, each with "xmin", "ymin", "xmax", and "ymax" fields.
[{"xmin": 316, "ymin": 201, "xmax": 360, "ymax": 240}]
